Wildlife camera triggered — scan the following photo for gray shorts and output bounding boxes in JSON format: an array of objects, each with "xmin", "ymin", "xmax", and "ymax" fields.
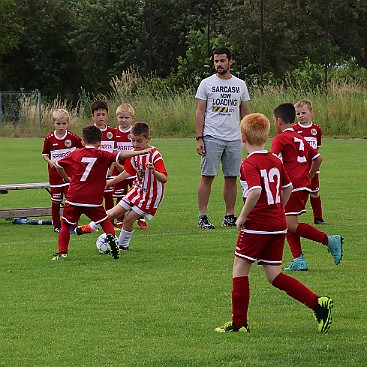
[{"xmin": 201, "ymin": 136, "xmax": 242, "ymax": 177}]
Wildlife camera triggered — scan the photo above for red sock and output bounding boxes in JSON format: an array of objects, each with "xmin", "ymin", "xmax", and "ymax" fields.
[
  {"xmin": 286, "ymin": 232, "xmax": 303, "ymax": 258},
  {"xmin": 58, "ymin": 220, "xmax": 71, "ymax": 254},
  {"xmin": 51, "ymin": 202, "xmax": 61, "ymax": 228},
  {"xmin": 272, "ymin": 273, "xmax": 318, "ymax": 308},
  {"xmin": 232, "ymin": 276, "xmax": 249, "ymax": 328},
  {"xmin": 296, "ymin": 223, "xmax": 328, "ymax": 245},
  {"xmin": 101, "ymin": 220, "xmax": 115, "ymax": 236},
  {"xmin": 310, "ymin": 196, "xmax": 323, "ymax": 219}
]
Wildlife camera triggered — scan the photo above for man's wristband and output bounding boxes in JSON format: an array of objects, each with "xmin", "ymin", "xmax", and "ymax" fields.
[{"xmin": 195, "ymin": 136, "xmax": 204, "ymax": 141}]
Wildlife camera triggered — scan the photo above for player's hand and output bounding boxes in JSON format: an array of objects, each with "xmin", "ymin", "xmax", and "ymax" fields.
[
  {"xmin": 105, "ymin": 178, "xmax": 114, "ymax": 188},
  {"xmin": 236, "ymin": 217, "xmax": 246, "ymax": 231},
  {"xmin": 140, "ymin": 147, "xmax": 152, "ymax": 155},
  {"xmin": 196, "ymin": 140, "xmax": 206, "ymax": 156},
  {"xmin": 146, "ymin": 162, "xmax": 154, "ymax": 172}
]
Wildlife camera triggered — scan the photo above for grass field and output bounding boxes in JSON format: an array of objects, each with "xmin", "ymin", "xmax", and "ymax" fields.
[{"xmin": 0, "ymin": 137, "xmax": 366, "ymax": 367}]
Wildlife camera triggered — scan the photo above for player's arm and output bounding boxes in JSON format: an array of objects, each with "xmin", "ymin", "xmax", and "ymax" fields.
[
  {"xmin": 106, "ymin": 170, "xmax": 130, "ymax": 188},
  {"xmin": 117, "ymin": 147, "xmax": 152, "ymax": 160},
  {"xmin": 42, "ymin": 154, "xmax": 57, "ymax": 169},
  {"xmin": 239, "ymin": 100, "xmax": 250, "ymax": 119},
  {"xmin": 309, "ymin": 154, "xmax": 323, "ymax": 180},
  {"xmin": 55, "ymin": 165, "xmax": 70, "ymax": 183},
  {"xmin": 281, "ymin": 183, "xmax": 293, "ymax": 207},
  {"xmin": 146, "ymin": 162, "xmax": 168, "ymax": 183},
  {"xmin": 236, "ymin": 188, "xmax": 261, "ymax": 230},
  {"xmin": 195, "ymin": 99, "xmax": 206, "ymax": 156}
]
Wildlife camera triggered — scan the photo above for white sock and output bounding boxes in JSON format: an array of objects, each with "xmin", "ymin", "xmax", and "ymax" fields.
[
  {"xmin": 118, "ymin": 229, "xmax": 134, "ymax": 248},
  {"xmin": 89, "ymin": 221, "xmax": 101, "ymax": 231}
]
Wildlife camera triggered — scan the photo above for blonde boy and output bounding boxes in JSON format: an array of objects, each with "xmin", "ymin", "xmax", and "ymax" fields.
[{"xmin": 42, "ymin": 109, "xmax": 83, "ymax": 232}]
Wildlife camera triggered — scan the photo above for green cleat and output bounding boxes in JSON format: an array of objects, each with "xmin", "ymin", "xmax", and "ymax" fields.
[
  {"xmin": 327, "ymin": 235, "xmax": 343, "ymax": 265},
  {"xmin": 52, "ymin": 253, "xmax": 68, "ymax": 261},
  {"xmin": 215, "ymin": 321, "xmax": 249, "ymax": 333},
  {"xmin": 285, "ymin": 254, "xmax": 308, "ymax": 271},
  {"xmin": 106, "ymin": 233, "xmax": 120, "ymax": 260},
  {"xmin": 313, "ymin": 296, "xmax": 333, "ymax": 333}
]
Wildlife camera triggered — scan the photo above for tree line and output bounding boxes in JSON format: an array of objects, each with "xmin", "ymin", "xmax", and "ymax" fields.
[{"xmin": 0, "ymin": 0, "xmax": 366, "ymax": 103}]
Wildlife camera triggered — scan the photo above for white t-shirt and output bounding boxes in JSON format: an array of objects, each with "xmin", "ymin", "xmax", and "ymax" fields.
[{"xmin": 195, "ymin": 74, "xmax": 250, "ymax": 141}]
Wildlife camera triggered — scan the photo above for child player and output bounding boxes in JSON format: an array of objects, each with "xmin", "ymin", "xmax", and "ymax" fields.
[
  {"xmin": 75, "ymin": 122, "xmax": 168, "ymax": 250},
  {"xmin": 271, "ymin": 103, "xmax": 343, "ymax": 271},
  {"xmin": 294, "ymin": 99, "xmax": 326, "ymax": 225},
  {"xmin": 113, "ymin": 103, "xmax": 149, "ymax": 230},
  {"xmin": 42, "ymin": 108, "xmax": 83, "ymax": 233},
  {"xmin": 90, "ymin": 99, "xmax": 116, "ymax": 216},
  {"xmin": 51, "ymin": 125, "xmax": 151, "ymax": 261},
  {"xmin": 215, "ymin": 113, "xmax": 334, "ymax": 334}
]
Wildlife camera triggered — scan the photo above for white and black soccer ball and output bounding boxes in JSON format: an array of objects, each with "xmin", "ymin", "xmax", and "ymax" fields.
[{"xmin": 96, "ymin": 233, "xmax": 118, "ymax": 254}]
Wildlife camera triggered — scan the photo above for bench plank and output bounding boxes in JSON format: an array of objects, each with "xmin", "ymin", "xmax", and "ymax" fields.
[
  {"xmin": 0, "ymin": 207, "xmax": 56, "ymax": 218},
  {"xmin": 0, "ymin": 182, "xmax": 50, "ymax": 194}
]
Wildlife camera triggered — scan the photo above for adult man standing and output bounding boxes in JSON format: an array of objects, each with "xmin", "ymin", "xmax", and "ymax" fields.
[{"xmin": 195, "ymin": 47, "xmax": 250, "ymax": 229}]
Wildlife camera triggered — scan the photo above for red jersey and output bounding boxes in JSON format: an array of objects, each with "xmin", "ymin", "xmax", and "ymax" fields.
[
  {"xmin": 123, "ymin": 147, "xmax": 167, "ymax": 212},
  {"xmin": 96, "ymin": 124, "xmax": 116, "ymax": 152},
  {"xmin": 56, "ymin": 146, "xmax": 118, "ymax": 206},
  {"xmin": 42, "ymin": 130, "xmax": 83, "ymax": 187},
  {"xmin": 271, "ymin": 128, "xmax": 320, "ymax": 192},
  {"xmin": 240, "ymin": 150, "xmax": 291, "ymax": 234},
  {"xmin": 293, "ymin": 122, "xmax": 322, "ymax": 150},
  {"xmin": 113, "ymin": 126, "xmax": 134, "ymax": 175}
]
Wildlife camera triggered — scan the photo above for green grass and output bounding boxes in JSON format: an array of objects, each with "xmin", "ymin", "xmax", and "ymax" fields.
[{"xmin": 0, "ymin": 138, "xmax": 366, "ymax": 366}]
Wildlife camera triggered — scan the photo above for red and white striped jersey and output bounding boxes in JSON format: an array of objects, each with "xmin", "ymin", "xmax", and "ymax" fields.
[
  {"xmin": 56, "ymin": 146, "xmax": 118, "ymax": 206},
  {"xmin": 271, "ymin": 128, "xmax": 320, "ymax": 192},
  {"xmin": 42, "ymin": 130, "xmax": 83, "ymax": 187},
  {"xmin": 240, "ymin": 150, "xmax": 291, "ymax": 234},
  {"xmin": 123, "ymin": 147, "xmax": 167, "ymax": 213},
  {"xmin": 293, "ymin": 122, "xmax": 322, "ymax": 150}
]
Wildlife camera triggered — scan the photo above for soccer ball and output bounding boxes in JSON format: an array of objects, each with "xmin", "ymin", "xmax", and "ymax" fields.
[{"xmin": 95, "ymin": 233, "xmax": 118, "ymax": 254}]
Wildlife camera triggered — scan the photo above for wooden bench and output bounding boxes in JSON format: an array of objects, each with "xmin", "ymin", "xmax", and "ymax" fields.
[{"xmin": 0, "ymin": 182, "xmax": 57, "ymax": 219}]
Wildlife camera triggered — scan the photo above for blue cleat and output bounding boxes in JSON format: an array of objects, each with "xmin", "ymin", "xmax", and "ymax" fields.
[
  {"xmin": 327, "ymin": 235, "xmax": 343, "ymax": 265},
  {"xmin": 285, "ymin": 253, "xmax": 308, "ymax": 271}
]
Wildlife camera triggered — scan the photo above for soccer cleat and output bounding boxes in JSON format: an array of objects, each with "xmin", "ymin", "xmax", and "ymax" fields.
[
  {"xmin": 137, "ymin": 219, "xmax": 149, "ymax": 230},
  {"xmin": 52, "ymin": 253, "xmax": 68, "ymax": 261},
  {"xmin": 74, "ymin": 224, "xmax": 93, "ymax": 236},
  {"xmin": 197, "ymin": 215, "xmax": 215, "ymax": 229},
  {"xmin": 284, "ymin": 254, "xmax": 309, "ymax": 271},
  {"xmin": 314, "ymin": 217, "xmax": 327, "ymax": 225},
  {"xmin": 313, "ymin": 296, "xmax": 333, "ymax": 333},
  {"xmin": 327, "ymin": 235, "xmax": 343, "ymax": 265},
  {"xmin": 70, "ymin": 226, "xmax": 76, "ymax": 235},
  {"xmin": 215, "ymin": 321, "xmax": 250, "ymax": 333},
  {"xmin": 221, "ymin": 215, "xmax": 237, "ymax": 227},
  {"xmin": 54, "ymin": 226, "xmax": 61, "ymax": 233},
  {"xmin": 106, "ymin": 233, "xmax": 120, "ymax": 259},
  {"xmin": 119, "ymin": 245, "xmax": 129, "ymax": 251}
]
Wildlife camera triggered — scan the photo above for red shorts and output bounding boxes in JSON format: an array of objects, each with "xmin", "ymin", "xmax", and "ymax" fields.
[
  {"xmin": 61, "ymin": 203, "xmax": 108, "ymax": 226},
  {"xmin": 311, "ymin": 171, "xmax": 320, "ymax": 192},
  {"xmin": 50, "ymin": 186, "xmax": 68, "ymax": 203},
  {"xmin": 285, "ymin": 190, "xmax": 309, "ymax": 216},
  {"xmin": 235, "ymin": 231, "xmax": 285, "ymax": 265}
]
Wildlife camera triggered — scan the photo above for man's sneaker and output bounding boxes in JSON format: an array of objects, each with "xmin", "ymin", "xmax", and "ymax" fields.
[
  {"xmin": 106, "ymin": 233, "xmax": 120, "ymax": 259},
  {"xmin": 197, "ymin": 215, "xmax": 215, "ymax": 229},
  {"xmin": 54, "ymin": 226, "xmax": 61, "ymax": 233},
  {"xmin": 327, "ymin": 235, "xmax": 343, "ymax": 265},
  {"xmin": 285, "ymin": 254, "xmax": 309, "ymax": 271},
  {"xmin": 52, "ymin": 253, "xmax": 68, "ymax": 261},
  {"xmin": 215, "ymin": 321, "xmax": 250, "ymax": 333},
  {"xmin": 221, "ymin": 215, "xmax": 237, "ymax": 227},
  {"xmin": 119, "ymin": 245, "xmax": 129, "ymax": 251},
  {"xmin": 137, "ymin": 219, "xmax": 149, "ymax": 230},
  {"xmin": 74, "ymin": 224, "xmax": 93, "ymax": 236},
  {"xmin": 313, "ymin": 296, "xmax": 333, "ymax": 333},
  {"xmin": 314, "ymin": 217, "xmax": 327, "ymax": 225}
]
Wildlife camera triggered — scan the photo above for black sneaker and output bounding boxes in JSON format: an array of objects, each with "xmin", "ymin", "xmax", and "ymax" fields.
[
  {"xmin": 314, "ymin": 217, "xmax": 327, "ymax": 225},
  {"xmin": 106, "ymin": 234, "xmax": 120, "ymax": 259},
  {"xmin": 313, "ymin": 296, "xmax": 333, "ymax": 333},
  {"xmin": 197, "ymin": 215, "xmax": 215, "ymax": 229},
  {"xmin": 221, "ymin": 215, "xmax": 237, "ymax": 227},
  {"xmin": 215, "ymin": 321, "xmax": 250, "ymax": 333}
]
